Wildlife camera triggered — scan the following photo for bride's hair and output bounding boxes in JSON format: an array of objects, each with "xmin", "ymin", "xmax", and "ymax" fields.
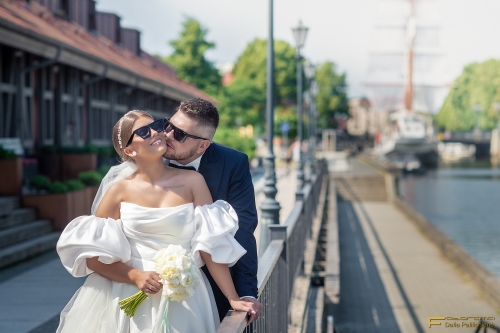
[{"xmin": 112, "ymin": 110, "xmax": 153, "ymax": 162}]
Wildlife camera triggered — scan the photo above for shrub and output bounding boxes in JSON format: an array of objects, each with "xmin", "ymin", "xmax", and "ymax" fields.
[
  {"xmin": 78, "ymin": 171, "xmax": 103, "ymax": 186},
  {"xmin": 40, "ymin": 145, "xmax": 57, "ymax": 154},
  {"xmin": 98, "ymin": 165, "xmax": 112, "ymax": 177},
  {"xmin": 0, "ymin": 146, "xmax": 16, "ymax": 159},
  {"xmin": 213, "ymin": 127, "xmax": 256, "ymax": 161},
  {"xmin": 41, "ymin": 144, "xmax": 99, "ymax": 154},
  {"xmin": 65, "ymin": 179, "xmax": 85, "ymax": 191},
  {"xmin": 29, "ymin": 175, "xmax": 51, "ymax": 192},
  {"xmin": 97, "ymin": 146, "xmax": 115, "ymax": 158},
  {"xmin": 49, "ymin": 181, "xmax": 69, "ymax": 194}
]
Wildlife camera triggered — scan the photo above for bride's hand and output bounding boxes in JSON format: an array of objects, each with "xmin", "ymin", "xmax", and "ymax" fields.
[
  {"xmin": 132, "ymin": 270, "xmax": 163, "ymax": 294},
  {"xmin": 229, "ymin": 299, "xmax": 257, "ymax": 319}
]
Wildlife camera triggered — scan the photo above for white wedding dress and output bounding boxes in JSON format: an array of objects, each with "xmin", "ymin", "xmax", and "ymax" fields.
[{"xmin": 56, "ymin": 200, "xmax": 246, "ymax": 333}]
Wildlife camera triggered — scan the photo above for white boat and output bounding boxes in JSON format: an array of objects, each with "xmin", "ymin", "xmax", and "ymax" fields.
[
  {"xmin": 377, "ymin": 111, "xmax": 438, "ymax": 166},
  {"xmin": 438, "ymin": 142, "xmax": 476, "ymax": 162}
]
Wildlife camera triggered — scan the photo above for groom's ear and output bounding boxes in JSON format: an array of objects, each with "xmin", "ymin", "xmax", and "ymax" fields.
[{"xmin": 196, "ymin": 140, "xmax": 211, "ymax": 154}]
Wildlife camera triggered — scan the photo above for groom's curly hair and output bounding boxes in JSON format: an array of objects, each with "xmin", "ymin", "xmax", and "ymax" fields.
[{"xmin": 177, "ymin": 98, "xmax": 219, "ymax": 139}]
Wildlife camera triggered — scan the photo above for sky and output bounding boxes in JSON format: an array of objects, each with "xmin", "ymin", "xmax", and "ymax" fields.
[{"xmin": 96, "ymin": 0, "xmax": 500, "ymax": 98}]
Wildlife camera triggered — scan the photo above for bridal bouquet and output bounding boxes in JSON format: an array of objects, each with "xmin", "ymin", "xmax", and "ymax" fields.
[{"xmin": 119, "ymin": 244, "xmax": 200, "ymax": 317}]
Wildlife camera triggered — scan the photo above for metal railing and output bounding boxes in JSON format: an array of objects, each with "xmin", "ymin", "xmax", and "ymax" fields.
[{"xmin": 217, "ymin": 159, "xmax": 328, "ymax": 333}]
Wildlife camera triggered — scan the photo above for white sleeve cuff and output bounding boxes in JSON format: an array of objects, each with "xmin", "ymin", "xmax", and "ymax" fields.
[{"xmin": 240, "ymin": 296, "xmax": 257, "ymax": 300}]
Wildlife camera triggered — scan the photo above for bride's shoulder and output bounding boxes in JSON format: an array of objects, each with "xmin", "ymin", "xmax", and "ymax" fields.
[
  {"xmin": 105, "ymin": 178, "xmax": 129, "ymax": 195},
  {"xmin": 184, "ymin": 170, "xmax": 206, "ymax": 184}
]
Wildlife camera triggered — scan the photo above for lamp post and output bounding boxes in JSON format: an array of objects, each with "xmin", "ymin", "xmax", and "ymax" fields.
[
  {"xmin": 304, "ymin": 61, "xmax": 316, "ymax": 177},
  {"xmin": 292, "ymin": 21, "xmax": 308, "ymax": 192},
  {"xmin": 259, "ymin": 0, "xmax": 281, "ymax": 256}
]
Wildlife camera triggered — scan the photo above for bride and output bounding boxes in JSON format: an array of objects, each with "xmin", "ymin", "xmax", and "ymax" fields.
[{"xmin": 56, "ymin": 110, "xmax": 256, "ymax": 333}]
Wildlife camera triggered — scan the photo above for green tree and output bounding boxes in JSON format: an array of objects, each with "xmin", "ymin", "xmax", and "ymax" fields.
[
  {"xmin": 213, "ymin": 127, "xmax": 256, "ymax": 161},
  {"xmin": 314, "ymin": 61, "xmax": 349, "ymax": 128},
  {"xmin": 232, "ymin": 39, "xmax": 297, "ymax": 106},
  {"xmin": 217, "ymin": 78, "xmax": 264, "ymax": 128},
  {"xmin": 159, "ymin": 17, "xmax": 221, "ymax": 96},
  {"xmin": 437, "ymin": 59, "xmax": 500, "ymax": 131}
]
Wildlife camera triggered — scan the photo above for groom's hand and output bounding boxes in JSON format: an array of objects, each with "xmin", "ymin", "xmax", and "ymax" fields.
[{"xmin": 241, "ymin": 297, "xmax": 262, "ymax": 324}]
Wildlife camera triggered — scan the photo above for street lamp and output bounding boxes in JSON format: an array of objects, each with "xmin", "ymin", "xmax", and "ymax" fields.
[
  {"xmin": 304, "ymin": 61, "xmax": 316, "ymax": 177},
  {"xmin": 259, "ymin": 0, "xmax": 281, "ymax": 256},
  {"xmin": 292, "ymin": 20, "xmax": 308, "ymax": 192}
]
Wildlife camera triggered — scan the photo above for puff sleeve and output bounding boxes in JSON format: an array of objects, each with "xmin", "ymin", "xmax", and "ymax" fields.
[
  {"xmin": 56, "ymin": 216, "xmax": 131, "ymax": 277},
  {"xmin": 191, "ymin": 200, "xmax": 247, "ymax": 268}
]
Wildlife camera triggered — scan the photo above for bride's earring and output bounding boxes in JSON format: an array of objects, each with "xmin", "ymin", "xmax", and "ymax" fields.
[{"xmin": 131, "ymin": 151, "xmax": 137, "ymax": 156}]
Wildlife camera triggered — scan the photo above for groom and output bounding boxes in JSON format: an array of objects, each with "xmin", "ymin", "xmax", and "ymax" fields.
[{"xmin": 162, "ymin": 98, "xmax": 262, "ymax": 324}]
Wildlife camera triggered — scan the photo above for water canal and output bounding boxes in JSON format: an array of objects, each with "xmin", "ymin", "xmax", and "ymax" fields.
[{"xmin": 398, "ymin": 159, "xmax": 500, "ymax": 279}]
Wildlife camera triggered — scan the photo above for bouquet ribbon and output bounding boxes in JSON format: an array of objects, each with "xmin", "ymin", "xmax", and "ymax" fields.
[{"xmin": 162, "ymin": 297, "xmax": 170, "ymax": 333}]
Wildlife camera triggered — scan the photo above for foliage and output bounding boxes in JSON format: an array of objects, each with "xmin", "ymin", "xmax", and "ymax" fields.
[
  {"xmin": 49, "ymin": 181, "xmax": 69, "ymax": 194},
  {"xmin": 314, "ymin": 61, "xmax": 349, "ymax": 128},
  {"xmin": 29, "ymin": 175, "xmax": 51, "ymax": 193},
  {"xmin": 0, "ymin": 146, "xmax": 16, "ymax": 159},
  {"xmin": 436, "ymin": 59, "xmax": 500, "ymax": 131},
  {"xmin": 232, "ymin": 39, "xmax": 297, "ymax": 106},
  {"xmin": 41, "ymin": 144, "xmax": 98, "ymax": 154},
  {"xmin": 65, "ymin": 180, "xmax": 85, "ymax": 191},
  {"xmin": 98, "ymin": 164, "xmax": 112, "ymax": 177},
  {"xmin": 40, "ymin": 145, "xmax": 58, "ymax": 154},
  {"xmin": 218, "ymin": 78, "xmax": 264, "ymax": 128},
  {"xmin": 159, "ymin": 17, "xmax": 221, "ymax": 96},
  {"xmin": 96, "ymin": 146, "xmax": 115, "ymax": 158},
  {"xmin": 78, "ymin": 171, "xmax": 103, "ymax": 186},
  {"xmin": 213, "ymin": 127, "xmax": 256, "ymax": 161}
]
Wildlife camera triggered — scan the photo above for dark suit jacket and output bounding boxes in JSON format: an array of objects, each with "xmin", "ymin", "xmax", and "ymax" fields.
[{"xmin": 198, "ymin": 143, "xmax": 258, "ymax": 320}]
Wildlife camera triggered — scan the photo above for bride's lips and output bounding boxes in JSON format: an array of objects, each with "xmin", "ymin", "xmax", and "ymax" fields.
[{"xmin": 150, "ymin": 136, "xmax": 164, "ymax": 146}]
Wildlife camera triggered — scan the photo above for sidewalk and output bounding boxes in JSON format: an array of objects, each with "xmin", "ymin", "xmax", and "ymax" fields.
[
  {"xmin": 0, "ymin": 167, "xmax": 299, "ymax": 333},
  {"xmin": 332, "ymin": 156, "xmax": 500, "ymax": 333}
]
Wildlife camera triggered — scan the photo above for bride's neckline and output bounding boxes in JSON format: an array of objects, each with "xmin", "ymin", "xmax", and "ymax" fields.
[{"xmin": 120, "ymin": 201, "xmax": 194, "ymax": 210}]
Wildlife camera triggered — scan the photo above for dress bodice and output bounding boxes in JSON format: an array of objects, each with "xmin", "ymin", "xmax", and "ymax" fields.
[
  {"xmin": 57, "ymin": 200, "xmax": 246, "ymax": 277},
  {"xmin": 120, "ymin": 202, "xmax": 196, "ymax": 267}
]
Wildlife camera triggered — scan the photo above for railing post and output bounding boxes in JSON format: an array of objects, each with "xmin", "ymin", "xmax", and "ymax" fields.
[
  {"xmin": 269, "ymin": 225, "xmax": 288, "ymax": 333},
  {"xmin": 296, "ymin": 190, "xmax": 305, "ymax": 202}
]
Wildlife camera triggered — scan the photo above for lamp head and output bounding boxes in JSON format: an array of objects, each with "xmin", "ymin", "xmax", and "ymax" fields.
[{"xmin": 292, "ymin": 20, "xmax": 309, "ymax": 49}]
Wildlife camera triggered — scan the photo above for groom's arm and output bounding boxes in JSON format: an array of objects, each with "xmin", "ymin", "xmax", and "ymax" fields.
[{"xmin": 227, "ymin": 154, "xmax": 258, "ymax": 298}]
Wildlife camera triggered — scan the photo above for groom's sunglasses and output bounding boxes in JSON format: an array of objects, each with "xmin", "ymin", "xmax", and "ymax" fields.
[
  {"xmin": 164, "ymin": 118, "xmax": 209, "ymax": 143},
  {"xmin": 125, "ymin": 118, "xmax": 165, "ymax": 147}
]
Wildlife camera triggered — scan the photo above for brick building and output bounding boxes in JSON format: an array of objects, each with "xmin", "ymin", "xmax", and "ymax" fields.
[{"xmin": 0, "ymin": 0, "xmax": 212, "ymax": 154}]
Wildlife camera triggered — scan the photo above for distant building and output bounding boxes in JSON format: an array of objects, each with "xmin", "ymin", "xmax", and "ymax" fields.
[
  {"xmin": 217, "ymin": 62, "xmax": 234, "ymax": 86},
  {"xmin": 0, "ymin": 0, "xmax": 212, "ymax": 154},
  {"xmin": 347, "ymin": 98, "xmax": 389, "ymax": 137}
]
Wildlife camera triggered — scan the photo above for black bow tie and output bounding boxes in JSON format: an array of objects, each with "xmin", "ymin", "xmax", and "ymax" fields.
[{"xmin": 168, "ymin": 163, "xmax": 196, "ymax": 171}]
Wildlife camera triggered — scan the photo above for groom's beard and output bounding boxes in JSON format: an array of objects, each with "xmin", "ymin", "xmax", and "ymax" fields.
[{"xmin": 163, "ymin": 141, "xmax": 199, "ymax": 161}]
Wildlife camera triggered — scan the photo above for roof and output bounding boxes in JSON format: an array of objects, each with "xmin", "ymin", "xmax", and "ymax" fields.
[{"xmin": 0, "ymin": 1, "xmax": 214, "ymax": 103}]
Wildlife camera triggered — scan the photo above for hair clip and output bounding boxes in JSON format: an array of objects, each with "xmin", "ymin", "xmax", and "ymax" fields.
[{"xmin": 117, "ymin": 118, "xmax": 124, "ymax": 149}]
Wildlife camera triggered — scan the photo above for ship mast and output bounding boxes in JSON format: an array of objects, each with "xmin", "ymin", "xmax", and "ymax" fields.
[{"xmin": 404, "ymin": 0, "xmax": 416, "ymax": 112}]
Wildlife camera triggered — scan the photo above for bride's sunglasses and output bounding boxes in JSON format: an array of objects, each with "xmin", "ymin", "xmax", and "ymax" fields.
[
  {"xmin": 125, "ymin": 118, "xmax": 165, "ymax": 147},
  {"xmin": 164, "ymin": 118, "xmax": 209, "ymax": 143}
]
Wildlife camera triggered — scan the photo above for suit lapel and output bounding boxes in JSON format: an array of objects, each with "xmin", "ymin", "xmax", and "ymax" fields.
[{"xmin": 198, "ymin": 144, "xmax": 224, "ymax": 199}]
